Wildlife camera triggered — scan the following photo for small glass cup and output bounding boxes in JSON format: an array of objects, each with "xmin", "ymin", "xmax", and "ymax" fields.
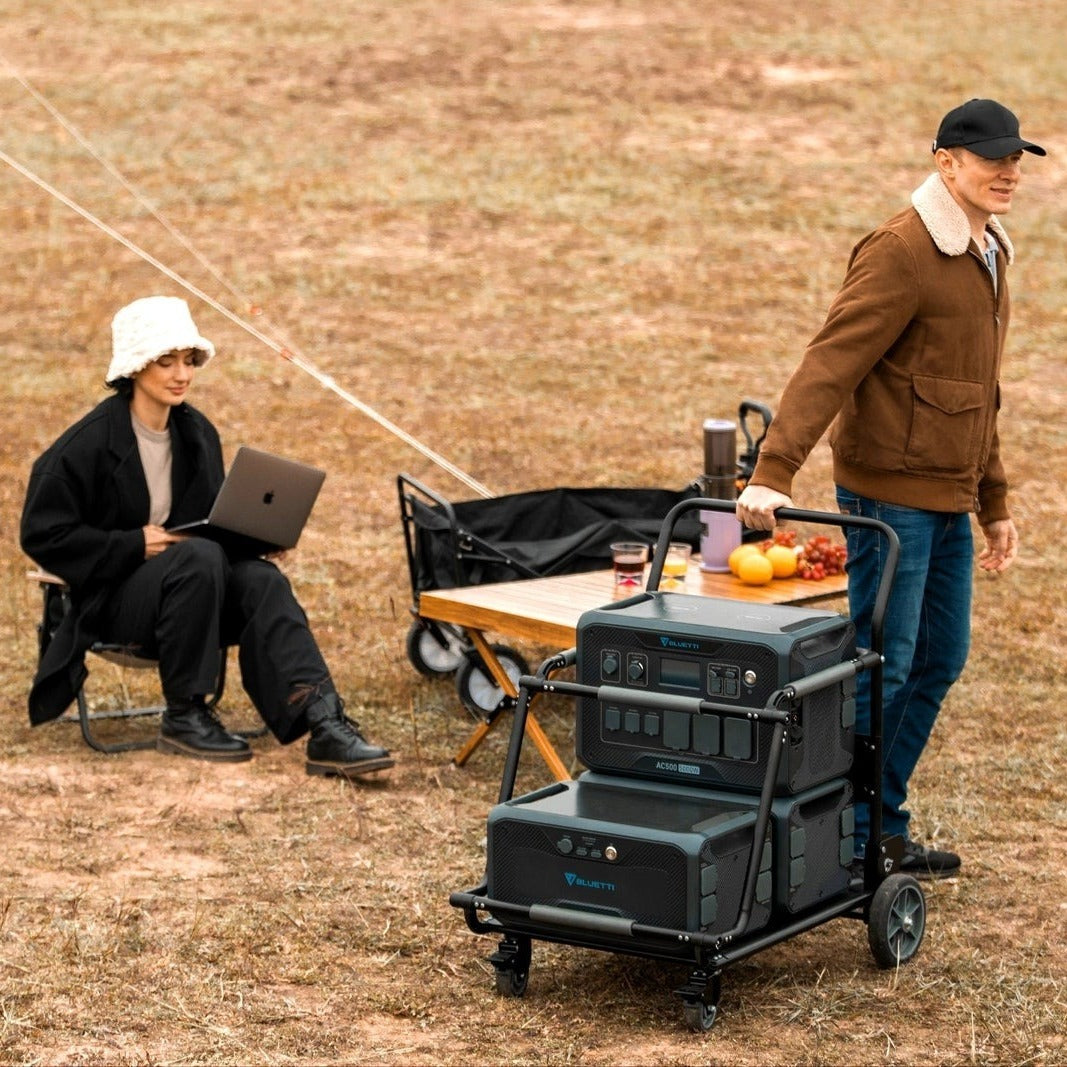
[
  {"xmin": 662, "ymin": 542, "xmax": 692, "ymax": 590},
  {"xmin": 611, "ymin": 542, "xmax": 648, "ymax": 588}
]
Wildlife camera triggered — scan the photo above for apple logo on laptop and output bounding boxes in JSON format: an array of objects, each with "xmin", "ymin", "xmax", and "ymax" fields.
[{"xmin": 263, "ymin": 490, "xmax": 275, "ymax": 505}]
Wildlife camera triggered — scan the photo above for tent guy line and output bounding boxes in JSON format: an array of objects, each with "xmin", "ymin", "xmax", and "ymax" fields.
[{"xmin": 0, "ymin": 52, "xmax": 493, "ymax": 499}]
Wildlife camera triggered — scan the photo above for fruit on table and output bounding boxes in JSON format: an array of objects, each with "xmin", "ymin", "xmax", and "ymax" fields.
[
  {"xmin": 751, "ymin": 528, "xmax": 848, "ymax": 582},
  {"xmin": 764, "ymin": 544, "xmax": 798, "ymax": 578},
  {"xmin": 796, "ymin": 534, "xmax": 848, "ymax": 580},
  {"xmin": 728, "ymin": 543, "xmax": 763, "ymax": 576},
  {"xmin": 736, "ymin": 551, "xmax": 774, "ymax": 585}
]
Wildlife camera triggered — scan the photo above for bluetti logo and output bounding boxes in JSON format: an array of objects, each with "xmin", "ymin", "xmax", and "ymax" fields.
[
  {"xmin": 660, "ymin": 635, "xmax": 700, "ymax": 651},
  {"xmin": 564, "ymin": 872, "xmax": 616, "ymax": 893}
]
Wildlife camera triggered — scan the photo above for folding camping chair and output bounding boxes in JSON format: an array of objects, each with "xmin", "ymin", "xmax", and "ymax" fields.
[{"xmin": 29, "ymin": 570, "xmax": 263, "ymax": 754}]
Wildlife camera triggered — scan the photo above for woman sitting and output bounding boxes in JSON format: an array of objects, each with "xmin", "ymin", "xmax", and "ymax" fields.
[{"xmin": 21, "ymin": 295, "xmax": 394, "ymax": 779}]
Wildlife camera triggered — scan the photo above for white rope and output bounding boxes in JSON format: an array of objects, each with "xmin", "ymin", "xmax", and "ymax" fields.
[
  {"xmin": 0, "ymin": 51, "xmax": 494, "ymax": 499},
  {"xmin": 0, "ymin": 146, "xmax": 493, "ymax": 499}
]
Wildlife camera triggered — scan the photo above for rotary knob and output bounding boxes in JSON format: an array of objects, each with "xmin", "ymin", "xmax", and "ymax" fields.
[{"xmin": 627, "ymin": 659, "xmax": 645, "ymax": 682}]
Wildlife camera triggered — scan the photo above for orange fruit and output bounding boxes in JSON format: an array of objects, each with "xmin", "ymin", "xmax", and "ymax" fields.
[
  {"xmin": 765, "ymin": 544, "xmax": 798, "ymax": 579},
  {"xmin": 737, "ymin": 551, "xmax": 774, "ymax": 586},
  {"xmin": 727, "ymin": 543, "xmax": 762, "ymax": 576}
]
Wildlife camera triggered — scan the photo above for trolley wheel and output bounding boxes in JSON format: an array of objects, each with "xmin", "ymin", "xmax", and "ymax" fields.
[
  {"xmin": 677, "ymin": 969, "xmax": 721, "ymax": 1033},
  {"xmin": 683, "ymin": 999, "xmax": 717, "ymax": 1033},
  {"xmin": 405, "ymin": 620, "xmax": 466, "ymax": 677},
  {"xmin": 494, "ymin": 965, "xmax": 530, "ymax": 998},
  {"xmin": 867, "ymin": 873, "xmax": 926, "ymax": 968},
  {"xmin": 455, "ymin": 645, "xmax": 530, "ymax": 717},
  {"xmin": 488, "ymin": 935, "xmax": 531, "ymax": 999}
]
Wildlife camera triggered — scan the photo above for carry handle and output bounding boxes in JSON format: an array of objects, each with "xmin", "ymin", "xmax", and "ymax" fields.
[
  {"xmin": 737, "ymin": 399, "xmax": 773, "ymax": 479},
  {"xmin": 646, "ymin": 498, "xmax": 899, "ymax": 658}
]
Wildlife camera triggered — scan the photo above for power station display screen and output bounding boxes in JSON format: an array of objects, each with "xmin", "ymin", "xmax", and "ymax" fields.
[{"xmin": 659, "ymin": 656, "xmax": 701, "ymax": 691}]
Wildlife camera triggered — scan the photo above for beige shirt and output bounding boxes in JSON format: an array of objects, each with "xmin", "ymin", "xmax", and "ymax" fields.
[{"xmin": 131, "ymin": 414, "xmax": 173, "ymax": 526}]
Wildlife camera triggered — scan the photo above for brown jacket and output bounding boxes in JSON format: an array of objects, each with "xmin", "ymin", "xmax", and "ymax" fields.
[{"xmin": 752, "ymin": 173, "xmax": 1012, "ymax": 524}]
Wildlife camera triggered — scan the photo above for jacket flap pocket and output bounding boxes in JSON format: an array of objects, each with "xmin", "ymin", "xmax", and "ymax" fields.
[{"xmin": 913, "ymin": 374, "xmax": 983, "ymax": 415}]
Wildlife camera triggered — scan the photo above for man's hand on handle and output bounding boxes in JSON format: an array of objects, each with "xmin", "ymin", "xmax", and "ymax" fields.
[{"xmin": 735, "ymin": 484, "xmax": 793, "ymax": 531}]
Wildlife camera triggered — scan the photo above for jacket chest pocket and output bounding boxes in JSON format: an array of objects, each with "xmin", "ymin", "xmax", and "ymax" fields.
[{"xmin": 906, "ymin": 374, "xmax": 984, "ymax": 474}]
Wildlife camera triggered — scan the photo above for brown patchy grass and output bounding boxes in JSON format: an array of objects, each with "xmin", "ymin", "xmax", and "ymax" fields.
[{"xmin": 1, "ymin": 2, "xmax": 1066, "ymax": 1063}]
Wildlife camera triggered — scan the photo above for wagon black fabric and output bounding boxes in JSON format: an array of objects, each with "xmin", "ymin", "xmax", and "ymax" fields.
[{"xmin": 400, "ymin": 479, "xmax": 702, "ymax": 596}]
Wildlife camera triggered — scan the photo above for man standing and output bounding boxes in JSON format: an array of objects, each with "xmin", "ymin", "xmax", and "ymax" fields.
[{"xmin": 736, "ymin": 99, "xmax": 1045, "ymax": 878}]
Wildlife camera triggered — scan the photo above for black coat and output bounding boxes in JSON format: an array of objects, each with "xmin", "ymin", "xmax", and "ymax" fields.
[{"xmin": 21, "ymin": 394, "xmax": 224, "ymax": 723}]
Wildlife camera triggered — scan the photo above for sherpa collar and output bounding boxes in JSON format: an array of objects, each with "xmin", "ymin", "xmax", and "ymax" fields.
[{"xmin": 911, "ymin": 172, "xmax": 1014, "ymax": 264}]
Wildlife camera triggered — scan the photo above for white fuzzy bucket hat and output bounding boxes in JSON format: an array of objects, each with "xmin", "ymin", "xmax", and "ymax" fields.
[{"xmin": 107, "ymin": 295, "xmax": 215, "ymax": 383}]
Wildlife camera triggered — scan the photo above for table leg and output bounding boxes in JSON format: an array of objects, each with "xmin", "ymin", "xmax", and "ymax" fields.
[{"xmin": 452, "ymin": 629, "xmax": 570, "ymax": 782}]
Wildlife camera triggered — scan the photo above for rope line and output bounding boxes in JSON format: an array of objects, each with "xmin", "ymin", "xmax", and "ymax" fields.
[{"xmin": 0, "ymin": 52, "xmax": 493, "ymax": 498}]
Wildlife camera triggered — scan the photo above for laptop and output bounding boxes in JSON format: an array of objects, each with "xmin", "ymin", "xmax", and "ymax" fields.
[{"xmin": 168, "ymin": 446, "xmax": 326, "ymax": 557}]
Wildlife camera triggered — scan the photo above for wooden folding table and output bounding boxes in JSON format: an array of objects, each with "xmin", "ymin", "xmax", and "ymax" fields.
[{"xmin": 418, "ymin": 561, "xmax": 848, "ymax": 781}]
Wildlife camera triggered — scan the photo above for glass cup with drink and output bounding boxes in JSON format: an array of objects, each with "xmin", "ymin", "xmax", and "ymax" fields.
[
  {"xmin": 662, "ymin": 541, "xmax": 692, "ymax": 590},
  {"xmin": 611, "ymin": 542, "xmax": 648, "ymax": 588}
]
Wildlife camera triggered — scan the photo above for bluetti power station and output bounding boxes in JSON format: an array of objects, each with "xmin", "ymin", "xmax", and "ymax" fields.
[
  {"xmin": 574, "ymin": 592, "xmax": 857, "ymax": 793},
  {"xmin": 483, "ymin": 591, "xmax": 858, "ymax": 941}
]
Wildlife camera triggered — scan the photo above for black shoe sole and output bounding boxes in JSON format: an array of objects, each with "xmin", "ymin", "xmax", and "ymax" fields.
[
  {"xmin": 306, "ymin": 756, "xmax": 395, "ymax": 778},
  {"xmin": 157, "ymin": 736, "xmax": 254, "ymax": 763}
]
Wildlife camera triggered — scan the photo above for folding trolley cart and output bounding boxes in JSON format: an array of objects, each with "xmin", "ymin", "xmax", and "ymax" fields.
[{"xmin": 450, "ymin": 499, "xmax": 925, "ymax": 1032}]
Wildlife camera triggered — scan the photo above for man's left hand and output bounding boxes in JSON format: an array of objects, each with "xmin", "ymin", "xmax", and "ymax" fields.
[{"xmin": 978, "ymin": 518, "xmax": 1018, "ymax": 574}]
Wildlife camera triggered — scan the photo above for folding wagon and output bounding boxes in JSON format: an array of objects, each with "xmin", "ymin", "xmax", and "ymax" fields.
[
  {"xmin": 397, "ymin": 474, "xmax": 703, "ymax": 716},
  {"xmin": 396, "ymin": 399, "xmax": 773, "ymax": 720}
]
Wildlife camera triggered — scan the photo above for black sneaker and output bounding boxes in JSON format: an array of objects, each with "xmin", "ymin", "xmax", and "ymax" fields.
[
  {"xmin": 899, "ymin": 839, "xmax": 961, "ymax": 880},
  {"xmin": 158, "ymin": 699, "xmax": 253, "ymax": 762},
  {"xmin": 305, "ymin": 693, "xmax": 394, "ymax": 778}
]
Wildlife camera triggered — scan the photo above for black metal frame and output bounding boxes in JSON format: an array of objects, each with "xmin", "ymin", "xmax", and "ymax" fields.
[
  {"xmin": 450, "ymin": 499, "xmax": 917, "ymax": 1028},
  {"xmin": 34, "ymin": 576, "xmax": 263, "ymax": 754}
]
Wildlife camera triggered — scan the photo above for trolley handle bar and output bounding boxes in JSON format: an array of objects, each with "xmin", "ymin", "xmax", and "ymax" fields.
[
  {"xmin": 519, "ymin": 674, "xmax": 791, "ymax": 724},
  {"xmin": 779, "ymin": 650, "xmax": 881, "ymax": 702},
  {"xmin": 517, "ymin": 647, "xmax": 880, "ymax": 724},
  {"xmin": 646, "ymin": 498, "xmax": 899, "ymax": 659}
]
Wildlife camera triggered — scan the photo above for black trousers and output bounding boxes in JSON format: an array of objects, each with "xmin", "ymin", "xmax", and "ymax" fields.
[{"xmin": 98, "ymin": 538, "xmax": 331, "ymax": 743}]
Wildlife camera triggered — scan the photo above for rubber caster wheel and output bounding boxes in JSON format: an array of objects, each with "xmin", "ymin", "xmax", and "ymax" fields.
[
  {"xmin": 494, "ymin": 966, "xmax": 530, "ymax": 998},
  {"xmin": 868, "ymin": 873, "xmax": 926, "ymax": 968},
  {"xmin": 455, "ymin": 645, "xmax": 529, "ymax": 717},
  {"xmin": 489, "ymin": 936, "xmax": 531, "ymax": 998},
  {"xmin": 405, "ymin": 620, "xmax": 466, "ymax": 677},
  {"xmin": 682, "ymin": 999, "xmax": 718, "ymax": 1033},
  {"xmin": 677, "ymin": 969, "xmax": 721, "ymax": 1032}
]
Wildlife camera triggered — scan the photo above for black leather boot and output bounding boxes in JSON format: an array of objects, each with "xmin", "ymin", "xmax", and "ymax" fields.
[
  {"xmin": 305, "ymin": 693, "xmax": 394, "ymax": 778},
  {"xmin": 158, "ymin": 698, "xmax": 253, "ymax": 762}
]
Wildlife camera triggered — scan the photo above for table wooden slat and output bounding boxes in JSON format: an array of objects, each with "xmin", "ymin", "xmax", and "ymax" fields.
[{"xmin": 419, "ymin": 562, "xmax": 847, "ymax": 649}]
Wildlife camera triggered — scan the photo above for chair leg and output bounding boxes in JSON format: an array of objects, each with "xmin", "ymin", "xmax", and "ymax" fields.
[{"xmin": 76, "ymin": 686, "xmax": 159, "ymax": 754}]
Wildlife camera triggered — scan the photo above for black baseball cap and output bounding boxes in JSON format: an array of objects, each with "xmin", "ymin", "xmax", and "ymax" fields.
[{"xmin": 933, "ymin": 98, "xmax": 1045, "ymax": 158}]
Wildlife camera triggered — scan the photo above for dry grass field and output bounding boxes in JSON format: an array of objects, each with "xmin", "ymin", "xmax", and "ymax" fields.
[{"xmin": 1, "ymin": 1, "xmax": 1066, "ymax": 1064}]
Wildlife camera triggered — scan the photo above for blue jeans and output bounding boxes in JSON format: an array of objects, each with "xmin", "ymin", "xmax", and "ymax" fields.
[{"xmin": 836, "ymin": 488, "xmax": 972, "ymax": 854}]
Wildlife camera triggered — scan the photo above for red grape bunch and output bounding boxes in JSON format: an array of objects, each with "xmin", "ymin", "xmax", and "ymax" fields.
[{"xmin": 759, "ymin": 529, "xmax": 847, "ymax": 581}]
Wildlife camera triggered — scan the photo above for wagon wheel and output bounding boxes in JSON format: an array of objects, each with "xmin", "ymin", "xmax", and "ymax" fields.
[
  {"xmin": 455, "ymin": 645, "xmax": 530, "ymax": 718},
  {"xmin": 405, "ymin": 620, "xmax": 466, "ymax": 678},
  {"xmin": 867, "ymin": 873, "xmax": 926, "ymax": 968},
  {"xmin": 488, "ymin": 935, "xmax": 531, "ymax": 998}
]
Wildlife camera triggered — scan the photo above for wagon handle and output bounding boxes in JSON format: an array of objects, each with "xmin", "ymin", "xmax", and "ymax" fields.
[{"xmin": 737, "ymin": 399, "xmax": 773, "ymax": 482}]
